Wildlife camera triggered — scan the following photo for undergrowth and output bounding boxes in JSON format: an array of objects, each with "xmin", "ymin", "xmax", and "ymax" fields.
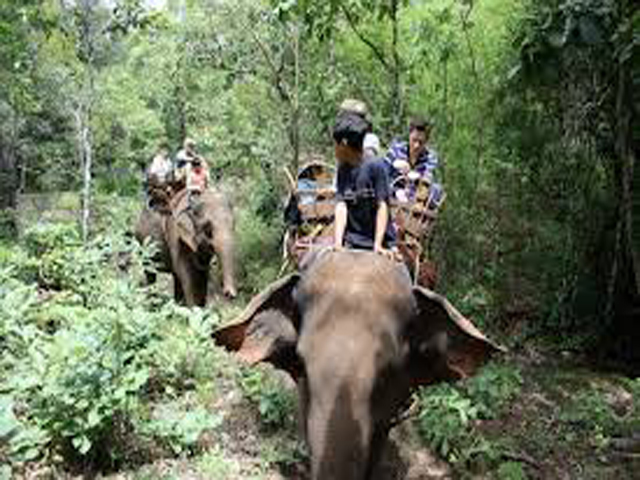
[
  {"xmin": 417, "ymin": 360, "xmax": 524, "ymax": 471},
  {"xmin": 0, "ymin": 220, "xmax": 227, "ymax": 475},
  {"xmin": 416, "ymin": 358, "xmax": 640, "ymax": 478}
]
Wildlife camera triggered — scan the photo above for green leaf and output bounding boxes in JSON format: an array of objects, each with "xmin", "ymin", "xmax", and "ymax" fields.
[
  {"xmin": 72, "ymin": 435, "xmax": 92, "ymax": 455},
  {"xmin": 86, "ymin": 408, "xmax": 101, "ymax": 428},
  {"xmin": 0, "ymin": 465, "xmax": 12, "ymax": 480},
  {"xmin": 0, "ymin": 398, "xmax": 19, "ymax": 440}
]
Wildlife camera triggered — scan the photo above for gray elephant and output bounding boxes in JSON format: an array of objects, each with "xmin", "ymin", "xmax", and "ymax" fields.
[
  {"xmin": 214, "ymin": 250, "xmax": 502, "ymax": 480},
  {"xmin": 134, "ymin": 189, "xmax": 237, "ymax": 306}
]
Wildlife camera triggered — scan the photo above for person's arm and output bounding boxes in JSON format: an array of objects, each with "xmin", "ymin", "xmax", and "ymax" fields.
[
  {"xmin": 372, "ymin": 161, "xmax": 392, "ymax": 255},
  {"xmin": 334, "ymin": 201, "xmax": 347, "ymax": 249},
  {"xmin": 334, "ymin": 166, "xmax": 348, "ymax": 249},
  {"xmin": 374, "ymin": 200, "xmax": 389, "ymax": 253}
]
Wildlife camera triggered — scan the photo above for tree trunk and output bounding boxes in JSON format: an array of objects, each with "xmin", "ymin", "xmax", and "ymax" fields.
[
  {"xmin": 291, "ymin": 21, "xmax": 301, "ymax": 172},
  {"xmin": 460, "ymin": 1, "xmax": 484, "ymax": 191},
  {"xmin": 0, "ymin": 106, "xmax": 18, "ymax": 237},
  {"xmin": 390, "ymin": 0, "xmax": 402, "ymax": 131},
  {"xmin": 81, "ymin": 102, "xmax": 93, "ymax": 243},
  {"xmin": 603, "ymin": 11, "xmax": 639, "ymax": 362},
  {"xmin": 0, "ymin": 142, "xmax": 17, "ymax": 208}
]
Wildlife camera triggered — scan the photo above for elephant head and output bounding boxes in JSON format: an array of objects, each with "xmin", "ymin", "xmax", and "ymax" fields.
[
  {"xmin": 170, "ymin": 190, "xmax": 238, "ymax": 304},
  {"xmin": 214, "ymin": 250, "xmax": 502, "ymax": 480}
]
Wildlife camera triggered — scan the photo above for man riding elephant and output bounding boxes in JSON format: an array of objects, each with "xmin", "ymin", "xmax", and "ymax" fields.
[
  {"xmin": 384, "ymin": 116, "xmax": 444, "ymax": 207},
  {"xmin": 332, "ymin": 110, "xmax": 396, "ymax": 258},
  {"xmin": 135, "ymin": 136, "xmax": 237, "ymax": 306},
  {"xmin": 144, "ymin": 143, "xmax": 174, "ymax": 211},
  {"xmin": 339, "ymin": 98, "xmax": 381, "ymax": 160}
]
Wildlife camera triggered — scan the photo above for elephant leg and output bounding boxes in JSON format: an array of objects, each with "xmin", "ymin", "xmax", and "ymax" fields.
[
  {"xmin": 297, "ymin": 375, "xmax": 310, "ymax": 444},
  {"xmin": 180, "ymin": 270, "xmax": 198, "ymax": 307},
  {"xmin": 192, "ymin": 267, "xmax": 208, "ymax": 307},
  {"xmin": 173, "ymin": 258, "xmax": 198, "ymax": 306},
  {"xmin": 365, "ymin": 425, "xmax": 390, "ymax": 480},
  {"xmin": 172, "ymin": 272, "xmax": 185, "ymax": 304}
]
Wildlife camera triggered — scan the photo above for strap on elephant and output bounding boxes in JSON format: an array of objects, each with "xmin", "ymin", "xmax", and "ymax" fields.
[{"xmin": 169, "ymin": 189, "xmax": 204, "ymax": 253}]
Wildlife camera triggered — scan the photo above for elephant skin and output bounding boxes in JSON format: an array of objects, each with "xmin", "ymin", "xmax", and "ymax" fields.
[
  {"xmin": 134, "ymin": 189, "xmax": 237, "ymax": 306},
  {"xmin": 214, "ymin": 250, "xmax": 503, "ymax": 480}
]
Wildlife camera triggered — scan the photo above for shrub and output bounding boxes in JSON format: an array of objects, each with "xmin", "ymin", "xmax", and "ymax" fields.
[
  {"xmin": 465, "ymin": 362, "xmax": 523, "ymax": 418},
  {"xmin": 239, "ymin": 368, "xmax": 297, "ymax": 430},
  {"xmin": 417, "ymin": 384, "xmax": 487, "ymax": 464},
  {"xmin": 497, "ymin": 461, "xmax": 527, "ymax": 480},
  {"xmin": 417, "ymin": 361, "xmax": 523, "ymax": 467},
  {"xmin": 235, "ymin": 172, "xmax": 285, "ymax": 294},
  {"xmin": 559, "ymin": 389, "xmax": 620, "ymax": 449},
  {"xmin": 23, "ymin": 223, "xmax": 81, "ymax": 257},
  {"xmin": 0, "ymin": 224, "xmax": 223, "ymax": 469},
  {"xmin": 136, "ymin": 400, "xmax": 222, "ymax": 455}
]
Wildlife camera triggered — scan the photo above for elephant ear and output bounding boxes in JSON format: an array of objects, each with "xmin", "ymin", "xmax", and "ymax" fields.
[
  {"xmin": 408, "ymin": 287, "xmax": 505, "ymax": 387},
  {"xmin": 213, "ymin": 274, "xmax": 303, "ymax": 379}
]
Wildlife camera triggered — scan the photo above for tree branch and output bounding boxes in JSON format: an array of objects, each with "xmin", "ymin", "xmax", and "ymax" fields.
[
  {"xmin": 245, "ymin": 21, "xmax": 292, "ymax": 105},
  {"xmin": 340, "ymin": 3, "xmax": 391, "ymax": 72},
  {"xmin": 459, "ymin": 0, "xmax": 485, "ymax": 188}
]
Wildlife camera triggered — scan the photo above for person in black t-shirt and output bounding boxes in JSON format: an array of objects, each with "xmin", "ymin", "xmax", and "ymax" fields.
[{"xmin": 333, "ymin": 112, "xmax": 396, "ymax": 255}]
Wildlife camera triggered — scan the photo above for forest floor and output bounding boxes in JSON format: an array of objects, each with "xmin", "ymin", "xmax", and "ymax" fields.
[{"xmin": 91, "ymin": 349, "xmax": 639, "ymax": 480}]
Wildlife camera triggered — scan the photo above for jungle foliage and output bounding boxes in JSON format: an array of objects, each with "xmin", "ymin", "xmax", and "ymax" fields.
[
  {"xmin": 0, "ymin": 0, "xmax": 636, "ymax": 350},
  {"xmin": 0, "ymin": 0, "xmax": 638, "ymax": 477}
]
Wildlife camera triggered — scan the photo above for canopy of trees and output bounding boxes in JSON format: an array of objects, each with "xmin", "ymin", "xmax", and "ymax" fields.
[{"xmin": 0, "ymin": 0, "xmax": 638, "ymax": 363}]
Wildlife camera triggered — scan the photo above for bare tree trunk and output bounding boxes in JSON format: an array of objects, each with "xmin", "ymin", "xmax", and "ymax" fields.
[
  {"xmin": 390, "ymin": 0, "xmax": 402, "ymax": 131},
  {"xmin": 605, "ymin": 20, "xmax": 636, "ymax": 320},
  {"xmin": 0, "ymin": 141, "xmax": 17, "ymax": 210},
  {"xmin": 0, "ymin": 103, "xmax": 18, "ymax": 236},
  {"xmin": 440, "ymin": 56, "xmax": 449, "ymax": 184},
  {"xmin": 173, "ymin": 51, "xmax": 188, "ymax": 143},
  {"xmin": 81, "ymin": 101, "xmax": 93, "ymax": 243},
  {"xmin": 460, "ymin": 1, "xmax": 484, "ymax": 190},
  {"xmin": 292, "ymin": 21, "xmax": 301, "ymax": 171},
  {"xmin": 75, "ymin": 0, "xmax": 97, "ymax": 243},
  {"xmin": 616, "ymin": 44, "xmax": 637, "ymax": 297}
]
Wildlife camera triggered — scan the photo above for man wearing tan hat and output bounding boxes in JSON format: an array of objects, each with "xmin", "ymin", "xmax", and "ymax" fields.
[{"xmin": 339, "ymin": 98, "xmax": 381, "ymax": 159}]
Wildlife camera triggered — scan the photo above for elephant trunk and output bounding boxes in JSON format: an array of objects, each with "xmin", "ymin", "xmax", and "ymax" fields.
[
  {"xmin": 214, "ymin": 230, "xmax": 237, "ymax": 299},
  {"xmin": 307, "ymin": 384, "xmax": 372, "ymax": 480},
  {"xmin": 303, "ymin": 339, "xmax": 380, "ymax": 480}
]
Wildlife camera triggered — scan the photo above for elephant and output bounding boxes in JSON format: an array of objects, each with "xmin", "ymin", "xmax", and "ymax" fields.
[
  {"xmin": 214, "ymin": 250, "xmax": 502, "ymax": 480},
  {"xmin": 134, "ymin": 188, "xmax": 237, "ymax": 306}
]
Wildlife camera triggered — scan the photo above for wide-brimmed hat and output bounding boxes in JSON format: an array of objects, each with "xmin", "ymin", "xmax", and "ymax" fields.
[{"xmin": 339, "ymin": 98, "xmax": 369, "ymax": 120}]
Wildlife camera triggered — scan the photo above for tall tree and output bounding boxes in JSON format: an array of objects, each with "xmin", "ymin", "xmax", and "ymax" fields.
[{"xmin": 0, "ymin": 0, "xmax": 42, "ymax": 234}]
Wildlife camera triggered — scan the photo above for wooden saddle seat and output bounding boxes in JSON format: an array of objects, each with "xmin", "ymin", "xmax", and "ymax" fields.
[
  {"xmin": 391, "ymin": 175, "xmax": 446, "ymax": 288},
  {"xmin": 284, "ymin": 160, "xmax": 337, "ymax": 265},
  {"xmin": 282, "ymin": 159, "xmax": 446, "ymax": 288}
]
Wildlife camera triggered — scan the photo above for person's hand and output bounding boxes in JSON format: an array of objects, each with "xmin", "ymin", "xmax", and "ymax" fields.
[
  {"xmin": 328, "ymin": 244, "xmax": 345, "ymax": 253},
  {"xmin": 374, "ymin": 244, "xmax": 395, "ymax": 260},
  {"xmin": 393, "ymin": 159, "xmax": 410, "ymax": 175},
  {"xmin": 407, "ymin": 171, "xmax": 420, "ymax": 181}
]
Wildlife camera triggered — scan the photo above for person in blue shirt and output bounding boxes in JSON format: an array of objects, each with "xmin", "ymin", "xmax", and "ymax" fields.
[
  {"xmin": 333, "ymin": 111, "xmax": 396, "ymax": 256},
  {"xmin": 384, "ymin": 116, "xmax": 444, "ymax": 206}
]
